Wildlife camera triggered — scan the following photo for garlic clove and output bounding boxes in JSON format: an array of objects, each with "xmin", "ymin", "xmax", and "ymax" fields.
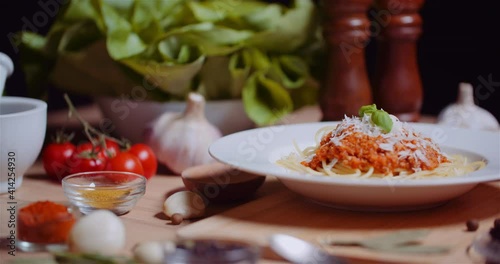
[
  {"xmin": 437, "ymin": 83, "xmax": 499, "ymax": 131},
  {"xmin": 133, "ymin": 240, "xmax": 176, "ymax": 264},
  {"xmin": 144, "ymin": 93, "xmax": 222, "ymax": 174},
  {"xmin": 163, "ymin": 191, "xmax": 206, "ymax": 224}
]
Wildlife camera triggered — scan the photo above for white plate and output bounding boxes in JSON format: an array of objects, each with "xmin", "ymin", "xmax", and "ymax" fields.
[{"xmin": 209, "ymin": 122, "xmax": 500, "ymax": 211}]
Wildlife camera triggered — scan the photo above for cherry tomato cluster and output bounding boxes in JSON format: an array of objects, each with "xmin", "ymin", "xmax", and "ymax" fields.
[{"xmin": 42, "ymin": 136, "xmax": 157, "ymax": 182}]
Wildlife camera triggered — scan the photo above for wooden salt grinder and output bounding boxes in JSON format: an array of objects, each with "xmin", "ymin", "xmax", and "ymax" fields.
[
  {"xmin": 320, "ymin": 0, "xmax": 373, "ymax": 121},
  {"xmin": 373, "ymin": 0, "xmax": 425, "ymax": 121}
]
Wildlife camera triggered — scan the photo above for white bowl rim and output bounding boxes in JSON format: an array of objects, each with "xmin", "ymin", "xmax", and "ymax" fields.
[{"xmin": 0, "ymin": 96, "xmax": 47, "ymax": 119}]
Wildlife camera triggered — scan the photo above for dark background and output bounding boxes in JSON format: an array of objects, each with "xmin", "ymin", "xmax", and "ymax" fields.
[{"xmin": 1, "ymin": 0, "xmax": 499, "ymax": 121}]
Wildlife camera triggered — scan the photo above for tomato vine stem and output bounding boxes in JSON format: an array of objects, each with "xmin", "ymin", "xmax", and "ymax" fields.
[{"xmin": 63, "ymin": 94, "xmax": 129, "ymax": 150}]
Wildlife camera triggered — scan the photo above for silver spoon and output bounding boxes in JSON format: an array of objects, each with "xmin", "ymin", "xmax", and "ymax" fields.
[{"xmin": 269, "ymin": 234, "xmax": 348, "ymax": 264}]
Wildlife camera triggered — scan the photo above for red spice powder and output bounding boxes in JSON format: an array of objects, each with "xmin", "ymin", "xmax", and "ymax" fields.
[{"xmin": 18, "ymin": 201, "xmax": 76, "ymax": 243}]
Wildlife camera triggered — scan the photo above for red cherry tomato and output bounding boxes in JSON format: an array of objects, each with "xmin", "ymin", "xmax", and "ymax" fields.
[
  {"xmin": 77, "ymin": 139, "xmax": 120, "ymax": 159},
  {"xmin": 106, "ymin": 152, "xmax": 145, "ymax": 176},
  {"xmin": 128, "ymin": 144, "xmax": 157, "ymax": 180},
  {"xmin": 103, "ymin": 139, "xmax": 120, "ymax": 158},
  {"xmin": 42, "ymin": 142, "xmax": 76, "ymax": 181},
  {"xmin": 66, "ymin": 151, "xmax": 107, "ymax": 175}
]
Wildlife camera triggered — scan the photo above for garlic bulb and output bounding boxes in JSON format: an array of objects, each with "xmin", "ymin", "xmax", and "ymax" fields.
[
  {"xmin": 144, "ymin": 93, "xmax": 222, "ymax": 174},
  {"xmin": 437, "ymin": 83, "xmax": 499, "ymax": 131}
]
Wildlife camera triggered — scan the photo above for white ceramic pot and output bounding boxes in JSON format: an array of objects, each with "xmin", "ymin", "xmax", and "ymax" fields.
[
  {"xmin": 0, "ymin": 52, "xmax": 14, "ymax": 95},
  {"xmin": 0, "ymin": 96, "xmax": 47, "ymax": 193},
  {"xmin": 95, "ymin": 97, "xmax": 254, "ymax": 143}
]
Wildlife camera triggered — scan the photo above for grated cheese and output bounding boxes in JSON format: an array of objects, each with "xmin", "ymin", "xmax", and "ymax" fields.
[{"xmin": 327, "ymin": 114, "xmax": 444, "ymax": 169}]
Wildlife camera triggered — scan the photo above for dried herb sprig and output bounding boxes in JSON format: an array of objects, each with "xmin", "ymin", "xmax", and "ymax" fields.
[{"xmin": 319, "ymin": 229, "xmax": 450, "ymax": 255}]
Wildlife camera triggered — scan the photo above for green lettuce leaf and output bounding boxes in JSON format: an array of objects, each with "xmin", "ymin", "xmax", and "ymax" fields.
[
  {"xmin": 197, "ymin": 56, "xmax": 238, "ymax": 100},
  {"xmin": 270, "ymin": 55, "xmax": 309, "ymax": 89},
  {"xmin": 99, "ymin": 1, "xmax": 147, "ymax": 60},
  {"xmin": 158, "ymin": 36, "xmax": 202, "ymax": 64},
  {"xmin": 17, "ymin": 0, "xmax": 322, "ymax": 126},
  {"xmin": 245, "ymin": 0, "xmax": 316, "ymax": 52},
  {"xmin": 243, "ymin": 72, "xmax": 293, "ymax": 126},
  {"xmin": 60, "ymin": 0, "xmax": 103, "ymax": 28},
  {"xmin": 245, "ymin": 47, "xmax": 271, "ymax": 71},
  {"xmin": 121, "ymin": 55, "xmax": 205, "ymax": 98},
  {"xmin": 18, "ymin": 32, "xmax": 52, "ymax": 99},
  {"xmin": 188, "ymin": 0, "xmax": 276, "ymax": 29},
  {"xmin": 49, "ymin": 41, "xmax": 135, "ymax": 97},
  {"xmin": 57, "ymin": 21, "xmax": 102, "ymax": 52},
  {"xmin": 228, "ymin": 50, "xmax": 252, "ymax": 97}
]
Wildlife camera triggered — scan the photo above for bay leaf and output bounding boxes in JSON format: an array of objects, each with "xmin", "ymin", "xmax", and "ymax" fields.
[
  {"xmin": 383, "ymin": 245, "xmax": 450, "ymax": 254},
  {"xmin": 360, "ymin": 229, "xmax": 429, "ymax": 248},
  {"xmin": 321, "ymin": 229, "xmax": 450, "ymax": 255}
]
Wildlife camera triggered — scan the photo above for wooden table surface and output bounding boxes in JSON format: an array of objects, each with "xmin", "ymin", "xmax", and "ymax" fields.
[{"xmin": 1, "ymin": 105, "xmax": 498, "ymax": 264}]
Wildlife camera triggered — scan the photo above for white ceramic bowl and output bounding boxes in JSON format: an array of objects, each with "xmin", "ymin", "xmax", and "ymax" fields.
[
  {"xmin": 0, "ymin": 96, "xmax": 47, "ymax": 193},
  {"xmin": 95, "ymin": 97, "xmax": 254, "ymax": 143}
]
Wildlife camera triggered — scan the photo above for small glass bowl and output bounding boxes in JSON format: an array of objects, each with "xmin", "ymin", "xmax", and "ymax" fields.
[
  {"xmin": 16, "ymin": 201, "xmax": 81, "ymax": 252},
  {"xmin": 62, "ymin": 171, "xmax": 146, "ymax": 215},
  {"xmin": 163, "ymin": 239, "xmax": 260, "ymax": 264}
]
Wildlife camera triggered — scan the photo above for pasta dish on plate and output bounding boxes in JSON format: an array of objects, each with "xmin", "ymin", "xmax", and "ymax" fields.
[{"xmin": 277, "ymin": 105, "xmax": 485, "ymax": 179}]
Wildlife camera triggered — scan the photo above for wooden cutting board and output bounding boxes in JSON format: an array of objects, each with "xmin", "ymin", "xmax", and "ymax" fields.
[{"xmin": 177, "ymin": 177, "xmax": 500, "ymax": 263}]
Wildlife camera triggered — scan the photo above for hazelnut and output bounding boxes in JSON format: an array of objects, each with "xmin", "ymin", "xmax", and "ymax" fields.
[{"xmin": 466, "ymin": 219, "xmax": 479, "ymax": 232}]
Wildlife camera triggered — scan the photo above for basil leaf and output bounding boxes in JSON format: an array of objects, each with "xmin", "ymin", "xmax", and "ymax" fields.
[
  {"xmin": 371, "ymin": 110, "xmax": 393, "ymax": 133},
  {"xmin": 358, "ymin": 104, "xmax": 377, "ymax": 117}
]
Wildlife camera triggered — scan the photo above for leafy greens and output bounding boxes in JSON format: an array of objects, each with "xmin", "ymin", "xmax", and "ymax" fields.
[{"xmin": 18, "ymin": 0, "xmax": 323, "ymax": 125}]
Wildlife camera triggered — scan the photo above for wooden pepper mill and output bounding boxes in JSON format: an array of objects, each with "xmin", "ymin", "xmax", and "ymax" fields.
[
  {"xmin": 320, "ymin": 0, "xmax": 373, "ymax": 121},
  {"xmin": 372, "ymin": 0, "xmax": 425, "ymax": 121}
]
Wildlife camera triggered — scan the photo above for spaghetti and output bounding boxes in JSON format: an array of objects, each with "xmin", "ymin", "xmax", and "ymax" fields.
[{"xmin": 277, "ymin": 114, "xmax": 485, "ymax": 179}]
